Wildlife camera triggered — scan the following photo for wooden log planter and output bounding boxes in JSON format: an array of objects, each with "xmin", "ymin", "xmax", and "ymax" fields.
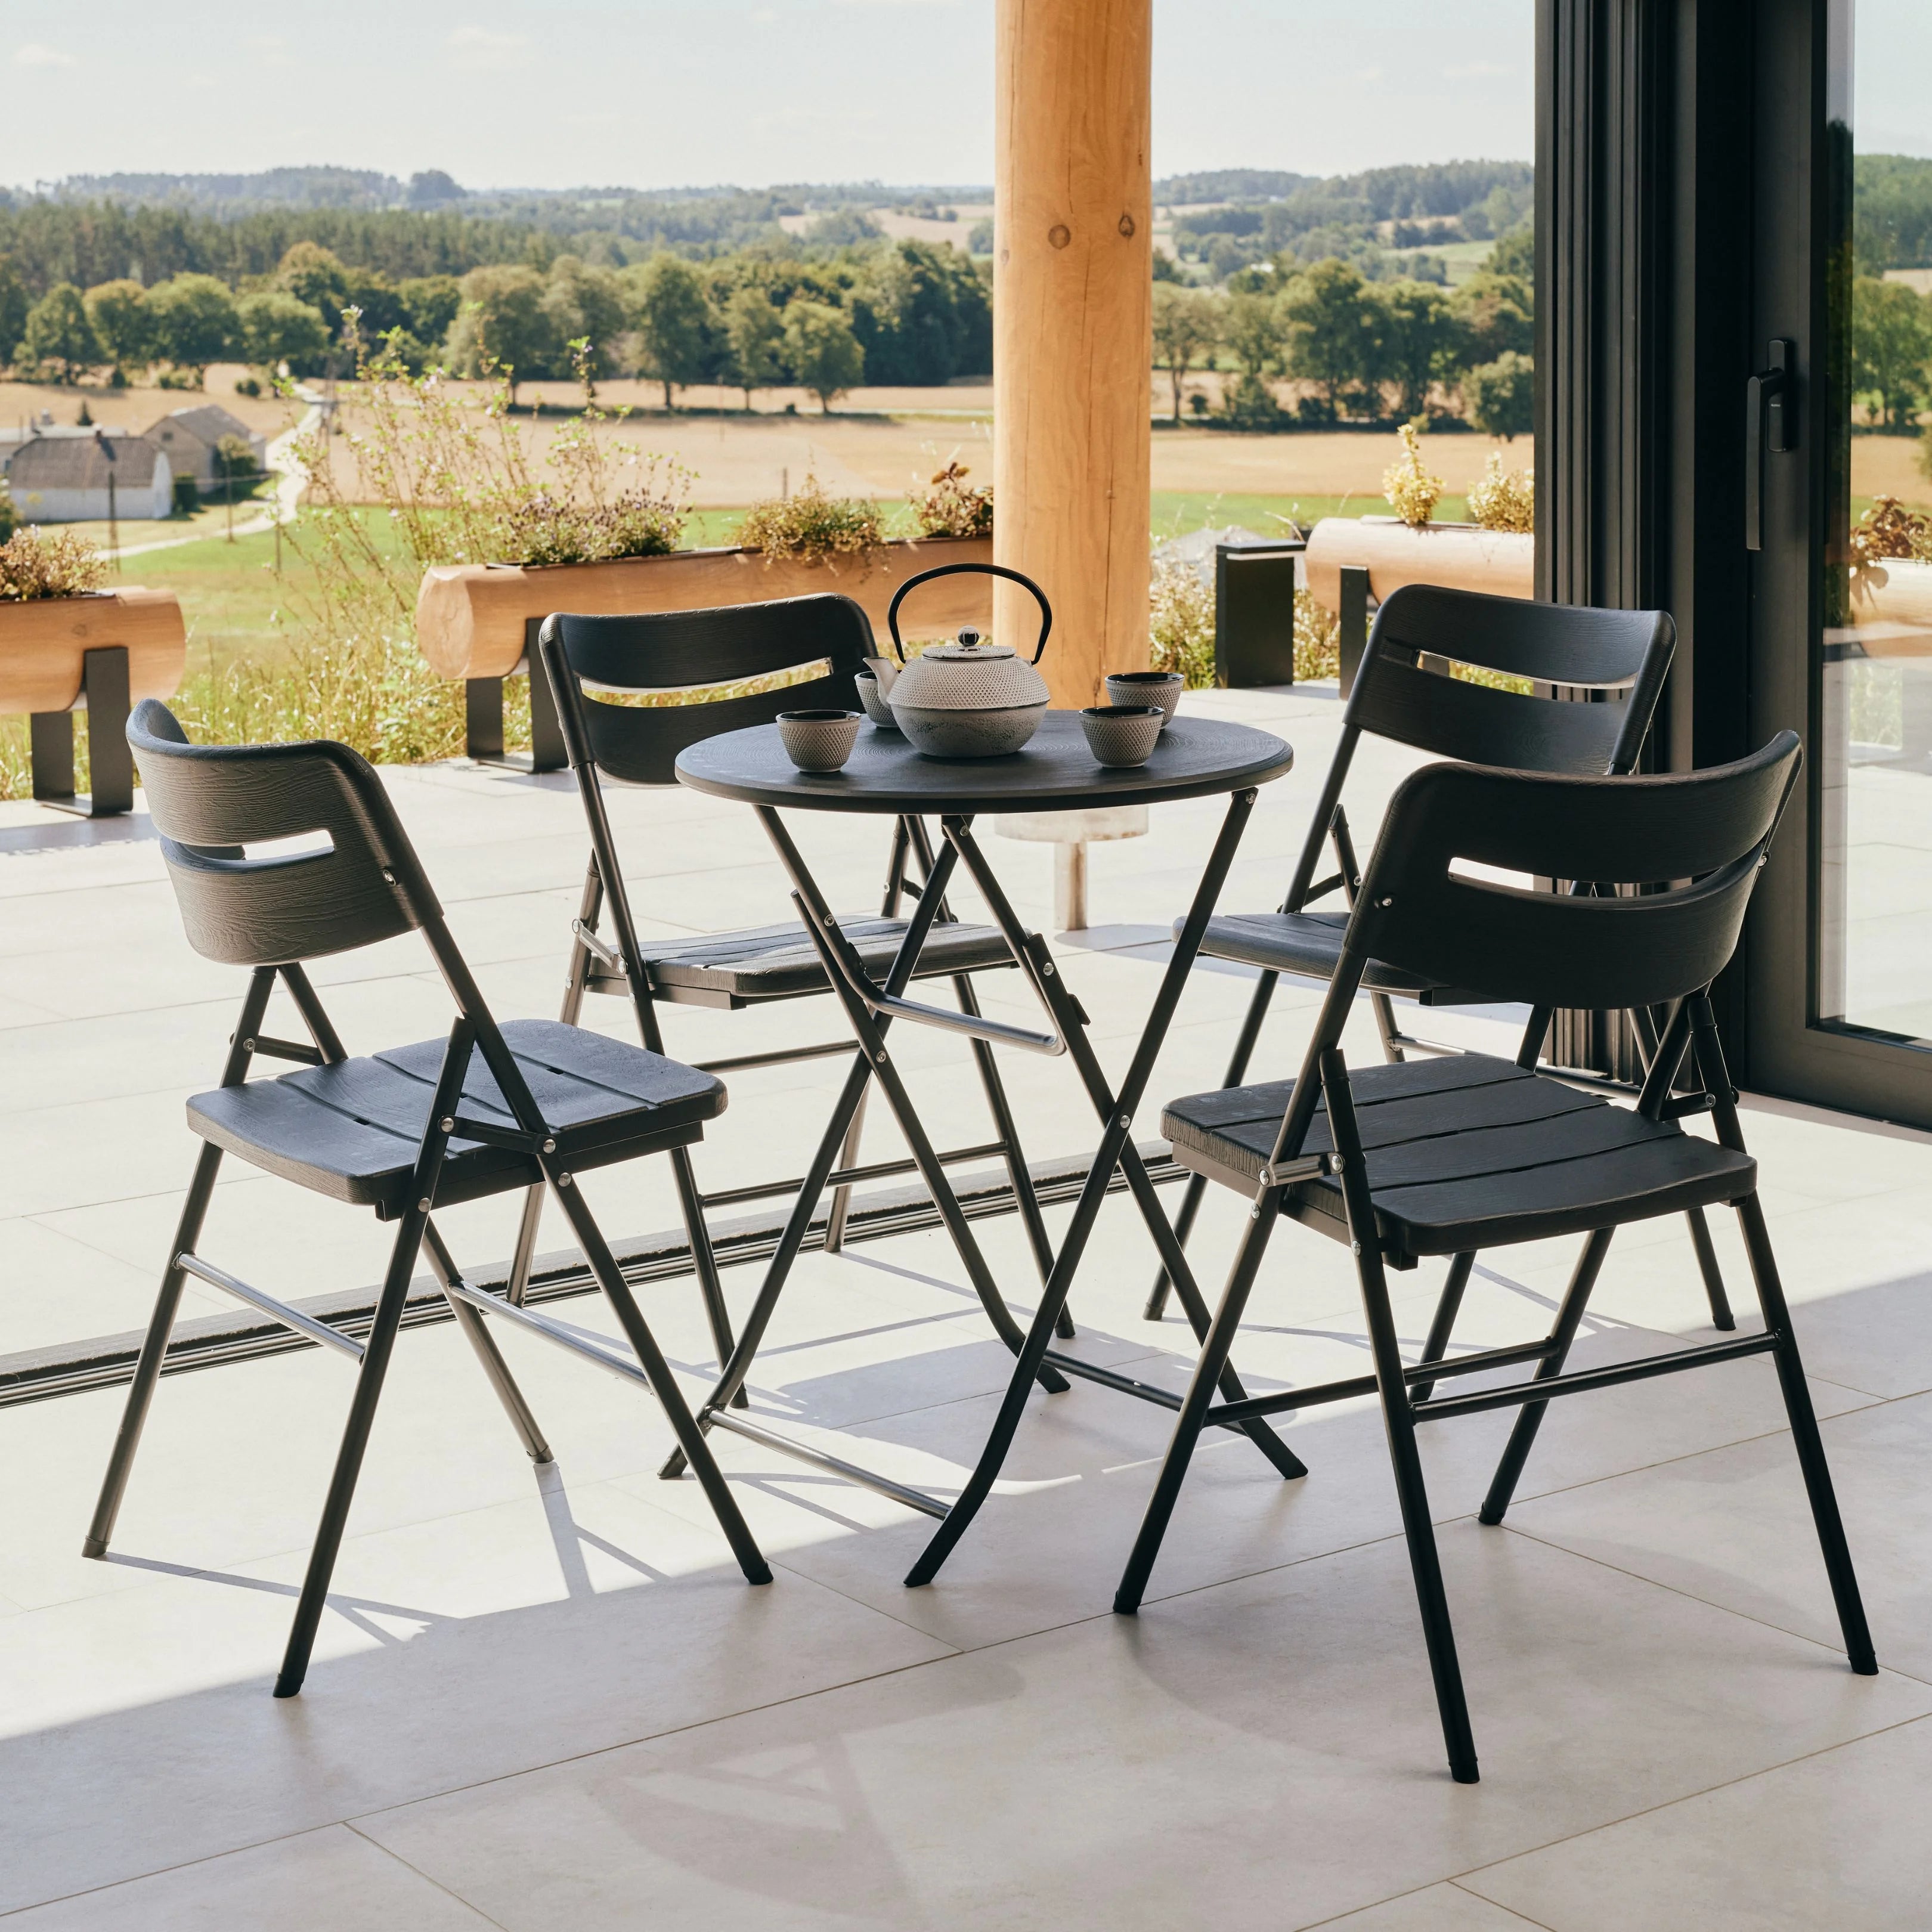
[
  {"xmin": 414, "ymin": 536, "xmax": 996, "ymax": 770},
  {"xmin": 1303, "ymin": 517, "xmax": 1535, "ymax": 692},
  {"xmin": 0, "ymin": 587, "xmax": 187, "ymax": 816}
]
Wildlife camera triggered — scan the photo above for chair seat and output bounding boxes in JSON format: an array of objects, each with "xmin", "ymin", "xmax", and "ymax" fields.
[
  {"xmin": 188, "ymin": 1020, "xmax": 725, "ymax": 1219},
  {"xmin": 595, "ymin": 914, "xmax": 1015, "ymax": 1007},
  {"xmin": 1188, "ymin": 910, "xmax": 1488, "ymax": 1006},
  {"xmin": 1162, "ymin": 1053, "xmax": 1755, "ymax": 1266}
]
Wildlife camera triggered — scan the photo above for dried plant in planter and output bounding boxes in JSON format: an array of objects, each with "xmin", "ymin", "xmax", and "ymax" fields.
[
  {"xmin": 1850, "ymin": 495, "xmax": 1932, "ymax": 571},
  {"xmin": 257, "ymin": 331, "xmax": 695, "ymax": 767},
  {"xmin": 1382, "ymin": 422, "xmax": 1444, "ymax": 528},
  {"xmin": 1467, "ymin": 452, "xmax": 1535, "ymax": 534},
  {"xmin": 912, "ymin": 459, "xmax": 993, "ymax": 540},
  {"xmin": 739, "ymin": 472, "xmax": 884, "ymax": 567},
  {"xmin": 0, "ymin": 526, "xmax": 107, "ymax": 600}
]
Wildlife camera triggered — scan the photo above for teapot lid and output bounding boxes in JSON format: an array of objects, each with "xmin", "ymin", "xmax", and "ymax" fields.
[{"xmin": 924, "ymin": 626, "xmax": 1014, "ymax": 661}]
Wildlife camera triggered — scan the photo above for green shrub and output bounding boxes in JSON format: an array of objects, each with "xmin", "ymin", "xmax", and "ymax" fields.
[
  {"xmin": 172, "ymin": 475, "xmax": 200, "ymax": 516},
  {"xmin": 739, "ymin": 473, "xmax": 883, "ymax": 565}
]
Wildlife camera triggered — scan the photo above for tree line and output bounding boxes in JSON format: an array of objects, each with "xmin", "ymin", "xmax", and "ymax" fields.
[
  {"xmin": 2, "ymin": 234, "xmax": 993, "ymax": 410},
  {"xmin": 1153, "ymin": 228, "xmax": 1535, "ymax": 436}
]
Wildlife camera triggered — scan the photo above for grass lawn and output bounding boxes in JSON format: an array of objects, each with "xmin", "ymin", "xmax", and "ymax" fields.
[{"xmin": 1151, "ymin": 490, "xmax": 1470, "ymax": 537}]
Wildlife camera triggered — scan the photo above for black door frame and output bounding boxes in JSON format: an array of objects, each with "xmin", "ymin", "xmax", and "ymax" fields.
[{"xmin": 1537, "ymin": 0, "xmax": 1932, "ymax": 1128}]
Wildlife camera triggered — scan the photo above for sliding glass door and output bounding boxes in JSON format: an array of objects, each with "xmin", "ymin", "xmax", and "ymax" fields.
[{"xmin": 1747, "ymin": 0, "xmax": 1932, "ymax": 1126}]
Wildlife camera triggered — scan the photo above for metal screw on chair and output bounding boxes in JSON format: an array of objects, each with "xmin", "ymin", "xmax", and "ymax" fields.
[
  {"xmin": 558, "ymin": 1172, "xmax": 574, "ymax": 1188},
  {"xmin": 541, "ymin": 1137, "xmax": 556, "ymax": 1153},
  {"xmin": 439, "ymin": 1117, "xmax": 455, "ymax": 1133},
  {"xmin": 418, "ymin": 1196, "xmax": 432, "ymax": 1213}
]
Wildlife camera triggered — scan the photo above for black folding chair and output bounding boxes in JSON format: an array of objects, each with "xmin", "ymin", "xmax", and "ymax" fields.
[
  {"xmin": 83, "ymin": 703, "xmax": 770, "ymax": 1698},
  {"xmin": 1116, "ymin": 731, "xmax": 1875, "ymax": 1782},
  {"xmin": 1147, "ymin": 585, "xmax": 1736, "ymax": 1369},
  {"xmin": 507, "ymin": 595, "xmax": 1065, "ymax": 1384}
]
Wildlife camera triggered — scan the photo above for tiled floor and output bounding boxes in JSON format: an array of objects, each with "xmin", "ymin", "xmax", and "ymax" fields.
[{"xmin": 2, "ymin": 684, "xmax": 1930, "ymax": 1928}]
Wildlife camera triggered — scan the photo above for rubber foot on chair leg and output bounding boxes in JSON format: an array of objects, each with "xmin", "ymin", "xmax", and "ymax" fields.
[
  {"xmin": 272, "ymin": 1674, "xmax": 304, "ymax": 1699},
  {"xmin": 1477, "ymin": 1503, "xmax": 1507, "ymax": 1527},
  {"xmin": 80, "ymin": 1536, "xmax": 107, "ymax": 1559}
]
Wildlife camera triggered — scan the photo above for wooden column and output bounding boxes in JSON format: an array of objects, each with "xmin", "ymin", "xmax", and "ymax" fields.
[{"xmin": 993, "ymin": 0, "xmax": 1153, "ymax": 708}]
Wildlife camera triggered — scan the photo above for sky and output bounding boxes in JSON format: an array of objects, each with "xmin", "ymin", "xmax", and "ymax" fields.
[{"xmin": 1, "ymin": 1, "xmax": 1538, "ymax": 193}]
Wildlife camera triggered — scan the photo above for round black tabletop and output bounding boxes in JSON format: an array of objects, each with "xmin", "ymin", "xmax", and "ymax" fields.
[{"xmin": 674, "ymin": 709, "xmax": 1294, "ymax": 815}]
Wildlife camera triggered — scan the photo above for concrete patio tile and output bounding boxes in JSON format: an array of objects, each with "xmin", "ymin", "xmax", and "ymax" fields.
[
  {"xmin": 1317, "ymin": 1885, "xmax": 1552, "ymax": 1931},
  {"xmin": 353, "ymin": 1525, "xmax": 1931, "ymax": 1932},
  {"xmin": 0, "ymin": 1825, "xmax": 500, "ymax": 1930},
  {"xmin": 0, "ymin": 1213, "xmax": 220, "ymax": 1356},
  {"xmin": 1459, "ymin": 1715, "xmax": 1932, "ymax": 1932},
  {"xmin": 0, "ymin": 1485, "xmax": 951, "ymax": 1915},
  {"xmin": 1503, "ymin": 1387, "xmax": 1932, "ymax": 1686}
]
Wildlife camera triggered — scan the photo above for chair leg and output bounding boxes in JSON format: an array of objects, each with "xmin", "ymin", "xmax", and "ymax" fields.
[
  {"xmin": 1145, "ymin": 968, "xmax": 1280, "ymax": 1321},
  {"xmin": 547, "ymin": 1168, "xmax": 771, "ymax": 1587},
  {"xmin": 1686, "ymin": 1207, "xmax": 1737, "ymax": 1331},
  {"xmin": 1734, "ymin": 1191, "xmax": 1877, "ymax": 1673},
  {"xmin": 506, "ymin": 1182, "xmax": 544, "ymax": 1306},
  {"xmin": 1411, "ymin": 1250, "xmax": 1476, "ymax": 1403},
  {"xmin": 822, "ymin": 1083, "xmax": 870, "ymax": 1254},
  {"xmin": 275, "ymin": 1206, "xmax": 431, "ymax": 1696},
  {"xmin": 1320, "ymin": 1048, "xmax": 1478, "ymax": 1784},
  {"xmin": 422, "ymin": 1221, "xmax": 552, "ymax": 1462},
  {"xmin": 1478, "ymin": 1227, "xmax": 1615, "ymax": 1526},
  {"xmin": 83, "ymin": 1141, "xmax": 225, "ymax": 1559},
  {"xmin": 1115, "ymin": 1202, "xmax": 1281, "ymax": 1612}
]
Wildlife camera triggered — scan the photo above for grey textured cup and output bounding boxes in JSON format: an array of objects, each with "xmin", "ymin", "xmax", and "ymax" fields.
[
  {"xmin": 853, "ymin": 671, "xmax": 900, "ymax": 730},
  {"xmin": 1079, "ymin": 704, "xmax": 1165, "ymax": 768},
  {"xmin": 776, "ymin": 708, "xmax": 862, "ymax": 772},
  {"xmin": 1104, "ymin": 670, "xmax": 1184, "ymax": 727}
]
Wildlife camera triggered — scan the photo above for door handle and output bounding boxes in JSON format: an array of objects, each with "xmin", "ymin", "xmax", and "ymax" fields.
[{"xmin": 1745, "ymin": 339, "xmax": 1795, "ymax": 552}]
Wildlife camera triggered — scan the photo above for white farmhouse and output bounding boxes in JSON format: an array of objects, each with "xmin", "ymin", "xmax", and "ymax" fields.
[
  {"xmin": 143, "ymin": 404, "xmax": 266, "ymax": 487},
  {"xmin": 3, "ymin": 431, "xmax": 174, "ymax": 522}
]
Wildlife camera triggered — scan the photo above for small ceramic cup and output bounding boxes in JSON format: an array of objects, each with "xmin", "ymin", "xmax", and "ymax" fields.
[
  {"xmin": 777, "ymin": 709, "xmax": 862, "ymax": 772},
  {"xmin": 1079, "ymin": 704, "xmax": 1165, "ymax": 768},
  {"xmin": 853, "ymin": 670, "xmax": 900, "ymax": 730},
  {"xmin": 1104, "ymin": 669, "xmax": 1184, "ymax": 727}
]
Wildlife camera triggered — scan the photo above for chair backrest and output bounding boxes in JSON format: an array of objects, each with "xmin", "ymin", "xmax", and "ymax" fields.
[
  {"xmin": 541, "ymin": 594, "xmax": 873, "ymax": 785},
  {"xmin": 1352, "ymin": 730, "xmax": 1800, "ymax": 1014},
  {"xmin": 1283, "ymin": 584, "xmax": 1676, "ymax": 909},
  {"xmin": 129, "ymin": 700, "xmax": 440, "ymax": 966},
  {"xmin": 1267, "ymin": 731, "xmax": 1802, "ymax": 1166}
]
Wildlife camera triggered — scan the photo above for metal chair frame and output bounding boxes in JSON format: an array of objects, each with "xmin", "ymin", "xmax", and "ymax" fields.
[
  {"xmin": 1109, "ymin": 732, "xmax": 1874, "ymax": 1782},
  {"xmin": 504, "ymin": 597, "xmax": 1068, "ymax": 1395},
  {"xmin": 1147, "ymin": 584, "xmax": 1739, "ymax": 1371},
  {"xmin": 83, "ymin": 703, "xmax": 769, "ymax": 1699}
]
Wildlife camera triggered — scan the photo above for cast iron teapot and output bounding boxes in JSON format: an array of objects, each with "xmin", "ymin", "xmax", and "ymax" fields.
[{"xmin": 880, "ymin": 562, "xmax": 1053, "ymax": 758}]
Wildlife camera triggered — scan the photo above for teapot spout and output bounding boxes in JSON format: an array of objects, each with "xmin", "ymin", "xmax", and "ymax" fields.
[{"xmin": 863, "ymin": 655, "xmax": 900, "ymax": 695}]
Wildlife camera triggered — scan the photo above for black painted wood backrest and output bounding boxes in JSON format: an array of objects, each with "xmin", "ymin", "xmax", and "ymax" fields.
[
  {"xmin": 130, "ymin": 700, "xmax": 440, "ymax": 966},
  {"xmin": 1283, "ymin": 585, "xmax": 1675, "ymax": 911},
  {"xmin": 1351, "ymin": 731, "xmax": 1801, "ymax": 1014},
  {"xmin": 540, "ymin": 595, "xmax": 872, "ymax": 785},
  {"xmin": 1263, "ymin": 732, "xmax": 1801, "ymax": 1169}
]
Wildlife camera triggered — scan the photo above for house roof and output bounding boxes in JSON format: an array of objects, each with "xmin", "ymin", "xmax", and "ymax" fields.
[
  {"xmin": 147, "ymin": 404, "xmax": 260, "ymax": 447},
  {"xmin": 4, "ymin": 433, "xmax": 166, "ymax": 490}
]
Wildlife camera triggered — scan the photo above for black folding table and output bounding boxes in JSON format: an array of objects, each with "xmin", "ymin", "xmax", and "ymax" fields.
[{"xmin": 671, "ymin": 708, "xmax": 1304, "ymax": 1581}]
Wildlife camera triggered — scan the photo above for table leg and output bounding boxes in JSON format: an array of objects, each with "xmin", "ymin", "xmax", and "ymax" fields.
[
  {"xmin": 661, "ymin": 810, "xmax": 1070, "ymax": 1482},
  {"xmin": 906, "ymin": 791, "xmax": 1301, "ymax": 1585}
]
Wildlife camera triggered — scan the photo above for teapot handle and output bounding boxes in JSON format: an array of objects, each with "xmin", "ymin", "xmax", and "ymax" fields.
[{"xmin": 886, "ymin": 562, "xmax": 1053, "ymax": 666}]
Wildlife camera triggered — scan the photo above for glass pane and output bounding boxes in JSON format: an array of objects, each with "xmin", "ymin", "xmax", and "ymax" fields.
[{"xmin": 1820, "ymin": 0, "xmax": 1932, "ymax": 1041}]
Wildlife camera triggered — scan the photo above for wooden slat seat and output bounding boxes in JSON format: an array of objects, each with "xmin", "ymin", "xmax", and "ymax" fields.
[
  {"xmin": 1190, "ymin": 909, "xmax": 1488, "ymax": 1005},
  {"xmin": 603, "ymin": 914, "xmax": 1013, "ymax": 1007},
  {"xmin": 189, "ymin": 1019, "xmax": 724, "ymax": 1218},
  {"xmin": 1162, "ymin": 1054, "xmax": 1754, "ymax": 1266}
]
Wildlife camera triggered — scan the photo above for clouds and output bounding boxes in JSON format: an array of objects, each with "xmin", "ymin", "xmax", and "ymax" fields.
[{"xmin": 13, "ymin": 43, "xmax": 76, "ymax": 69}]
